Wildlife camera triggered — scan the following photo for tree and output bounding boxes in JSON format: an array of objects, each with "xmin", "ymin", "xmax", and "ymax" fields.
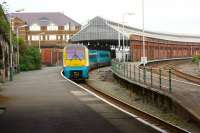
[
  {"xmin": 0, "ymin": 4, "xmax": 10, "ymax": 42},
  {"xmin": 18, "ymin": 37, "xmax": 27, "ymax": 55}
]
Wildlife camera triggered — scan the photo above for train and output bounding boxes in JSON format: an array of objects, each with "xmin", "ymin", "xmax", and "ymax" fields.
[{"xmin": 63, "ymin": 44, "xmax": 111, "ymax": 80}]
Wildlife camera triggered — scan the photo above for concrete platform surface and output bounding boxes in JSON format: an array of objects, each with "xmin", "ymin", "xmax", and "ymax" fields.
[
  {"xmin": 112, "ymin": 61, "xmax": 200, "ymax": 127},
  {"xmin": 0, "ymin": 67, "xmax": 159, "ymax": 133}
]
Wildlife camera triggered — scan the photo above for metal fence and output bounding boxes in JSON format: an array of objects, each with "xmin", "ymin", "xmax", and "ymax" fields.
[{"xmin": 111, "ymin": 60, "xmax": 200, "ymax": 94}]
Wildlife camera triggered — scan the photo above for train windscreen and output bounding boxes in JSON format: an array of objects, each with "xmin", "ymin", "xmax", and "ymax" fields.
[{"xmin": 66, "ymin": 48, "xmax": 85, "ymax": 60}]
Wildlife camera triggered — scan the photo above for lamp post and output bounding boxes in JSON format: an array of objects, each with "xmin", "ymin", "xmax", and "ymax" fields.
[
  {"xmin": 16, "ymin": 25, "xmax": 28, "ymax": 72},
  {"xmin": 8, "ymin": 8, "xmax": 24, "ymax": 80},
  {"xmin": 141, "ymin": 0, "xmax": 147, "ymax": 66},
  {"xmin": 9, "ymin": 16, "xmax": 13, "ymax": 81},
  {"xmin": 117, "ymin": 23, "xmax": 121, "ymax": 62},
  {"xmin": 122, "ymin": 12, "xmax": 135, "ymax": 62},
  {"xmin": 38, "ymin": 32, "xmax": 45, "ymax": 53}
]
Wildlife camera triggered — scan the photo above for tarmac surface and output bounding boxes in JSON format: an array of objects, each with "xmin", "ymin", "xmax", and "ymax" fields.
[{"xmin": 0, "ymin": 67, "xmax": 159, "ymax": 133}]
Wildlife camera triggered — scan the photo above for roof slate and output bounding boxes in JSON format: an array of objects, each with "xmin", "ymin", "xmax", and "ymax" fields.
[{"xmin": 10, "ymin": 12, "xmax": 80, "ymax": 26}]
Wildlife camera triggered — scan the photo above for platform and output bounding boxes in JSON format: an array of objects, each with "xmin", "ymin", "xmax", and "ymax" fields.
[
  {"xmin": 111, "ymin": 60, "xmax": 200, "ymax": 127},
  {"xmin": 0, "ymin": 67, "xmax": 159, "ymax": 133}
]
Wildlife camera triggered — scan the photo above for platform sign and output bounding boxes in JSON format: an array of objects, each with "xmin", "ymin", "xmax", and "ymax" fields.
[{"xmin": 141, "ymin": 57, "xmax": 147, "ymax": 65}]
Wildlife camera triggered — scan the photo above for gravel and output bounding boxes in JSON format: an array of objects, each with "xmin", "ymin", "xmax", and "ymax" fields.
[{"xmin": 88, "ymin": 66, "xmax": 200, "ymax": 133}]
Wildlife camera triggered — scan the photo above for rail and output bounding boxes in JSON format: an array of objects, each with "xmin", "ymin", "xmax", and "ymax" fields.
[
  {"xmin": 82, "ymin": 81, "xmax": 189, "ymax": 133},
  {"xmin": 61, "ymin": 67, "xmax": 190, "ymax": 132},
  {"xmin": 111, "ymin": 60, "xmax": 200, "ymax": 94},
  {"xmin": 172, "ymin": 68, "xmax": 200, "ymax": 85}
]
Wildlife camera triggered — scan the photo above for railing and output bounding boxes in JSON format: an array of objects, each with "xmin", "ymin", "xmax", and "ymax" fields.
[{"xmin": 111, "ymin": 60, "xmax": 200, "ymax": 94}]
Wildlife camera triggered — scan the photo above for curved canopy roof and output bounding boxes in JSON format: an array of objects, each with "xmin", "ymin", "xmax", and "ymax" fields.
[{"xmin": 71, "ymin": 16, "xmax": 200, "ymax": 43}]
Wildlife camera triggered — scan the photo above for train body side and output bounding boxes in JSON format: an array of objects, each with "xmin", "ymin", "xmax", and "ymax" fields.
[{"xmin": 89, "ymin": 50, "xmax": 111, "ymax": 68}]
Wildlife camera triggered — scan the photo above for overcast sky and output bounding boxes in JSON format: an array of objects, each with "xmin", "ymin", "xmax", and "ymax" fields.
[{"xmin": 2, "ymin": 0, "xmax": 200, "ymax": 35}]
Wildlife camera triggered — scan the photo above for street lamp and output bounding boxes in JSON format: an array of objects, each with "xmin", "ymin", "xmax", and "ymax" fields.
[
  {"xmin": 8, "ymin": 8, "xmax": 24, "ymax": 80},
  {"xmin": 38, "ymin": 32, "xmax": 45, "ymax": 53},
  {"xmin": 16, "ymin": 24, "xmax": 28, "ymax": 72},
  {"xmin": 9, "ymin": 16, "xmax": 13, "ymax": 81},
  {"xmin": 122, "ymin": 12, "xmax": 135, "ymax": 62},
  {"xmin": 141, "ymin": 0, "xmax": 147, "ymax": 66},
  {"xmin": 15, "ymin": 9, "xmax": 24, "ymax": 12}
]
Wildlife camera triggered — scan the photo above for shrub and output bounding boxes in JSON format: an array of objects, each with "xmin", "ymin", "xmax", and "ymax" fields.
[
  {"xmin": 192, "ymin": 55, "xmax": 200, "ymax": 63},
  {"xmin": 20, "ymin": 47, "xmax": 41, "ymax": 71}
]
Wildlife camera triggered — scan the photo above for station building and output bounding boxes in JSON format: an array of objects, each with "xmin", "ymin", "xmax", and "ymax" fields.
[
  {"xmin": 71, "ymin": 16, "xmax": 200, "ymax": 62},
  {"xmin": 10, "ymin": 12, "xmax": 81, "ymax": 65}
]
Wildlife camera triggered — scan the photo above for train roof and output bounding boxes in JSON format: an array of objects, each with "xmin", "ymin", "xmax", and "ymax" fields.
[{"xmin": 64, "ymin": 44, "xmax": 87, "ymax": 49}]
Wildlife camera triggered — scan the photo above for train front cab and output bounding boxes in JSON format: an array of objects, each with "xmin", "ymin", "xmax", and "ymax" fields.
[
  {"xmin": 63, "ymin": 66, "xmax": 89, "ymax": 79},
  {"xmin": 63, "ymin": 45, "xmax": 89, "ymax": 80}
]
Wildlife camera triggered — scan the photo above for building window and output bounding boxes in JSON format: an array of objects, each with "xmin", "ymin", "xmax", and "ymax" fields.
[
  {"xmin": 63, "ymin": 35, "xmax": 65, "ymax": 40},
  {"xmin": 47, "ymin": 23, "xmax": 58, "ymax": 31},
  {"xmin": 57, "ymin": 35, "xmax": 61, "ymax": 40},
  {"xmin": 32, "ymin": 35, "xmax": 39, "ymax": 41},
  {"xmin": 70, "ymin": 25, "xmax": 75, "ymax": 31},
  {"xmin": 40, "ymin": 35, "xmax": 43, "ymax": 40},
  {"xmin": 39, "ymin": 17, "xmax": 49, "ymax": 22},
  {"xmin": 28, "ymin": 35, "xmax": 31, "ymax": 41},
  {"xmin": 49, "ymin": 35, "xmax": 57, "ymax": 40},
  {"xmin": 30, "ymin": 24, "xmax": 41, "ymax": 31},
  {"xmin": 64, "ymin": 23, "xmax": 70, "ymax": 31},
  {"xmin": 45, "ymin": 35, "xmax": 48, "ymax": 40},
  {"xmin": 66, "ymin": 35, "xmax": 70, "ymax": 41}
]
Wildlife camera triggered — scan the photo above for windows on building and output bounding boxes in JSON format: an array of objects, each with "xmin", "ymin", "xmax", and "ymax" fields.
[
  {"xmin": 39, "ymin": 17, "xmax": 49, "ymax": 22},
  {"xmin": 62, "ymin": 35, "xmax": 65, "ymax": 40},
  {"xmin": 47, "ymin": 23, "xmax": 58, "ymax": 31},
  {"xmin": 30, "ymin": 24, "xmax": 41, "ymax": 31},
  {"xmin": 45, "ymin": 35, "xmax": 48, "ymax": 40},
  {"xmin": 66, "ymin": 35, "xmax": 70, "ymax": 41},
  {"xmin": 28, "ymin": 35, "xmax": 31, "ymax": 41},
  {"xmin": 64, "ymin": 23, "xmax": 70, "ymax": 31},
  {"xmin": 57, "ymin": 35, "xmax": 60, "ymax": 40},
  {"xmin": 40, "ymin": 35, "xmax": 43, "ymax": 40},
  {"xmin": 32, "ymin": 35, "xmax": 39, "ymax": 41},
  {"xmin": 70, "ymin": 25, "xmax": 76, "ymax": 31},
  {"xmin": 49, "ymin": 35, "xmax": 57, "ymax": 40}
]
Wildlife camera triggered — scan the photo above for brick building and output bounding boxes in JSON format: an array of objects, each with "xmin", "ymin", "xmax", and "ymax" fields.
[
  {"xmin": 71, "ymin": 16, "xmax": 200, "ymax": 62},
  {"xmin": 130, "ymin": 34, "xmax": 200, "ymax": 61},
  {"xmin": 10, "ymin": 12, "xmax": 81, "ymax": 65}
]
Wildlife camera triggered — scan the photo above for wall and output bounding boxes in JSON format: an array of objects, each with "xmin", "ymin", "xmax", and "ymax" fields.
[
  {"xmin": 41, "ymin": 48, "xmax": 63, "ymax": 65},
  {"xmin": 0, "ymin": 35, "xmax": 9, "ymax": 82},
  {"xmin": 130, "ymin": 35, "xmax": 200, "ymax": 61}
]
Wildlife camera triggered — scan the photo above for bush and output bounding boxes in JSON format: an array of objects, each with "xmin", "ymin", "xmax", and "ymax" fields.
[
  {"xmin": 192, "ymin": 55, "xmax": 200, "ymax": 63},
  {"xmin": 20, "ymin": 47, "xmax": 41, "ymax": 71}
]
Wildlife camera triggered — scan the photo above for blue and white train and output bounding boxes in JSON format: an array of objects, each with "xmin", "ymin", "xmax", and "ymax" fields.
[{"xmin": 63, "ymin": 44, "xmax": 111, "ymax": 80}]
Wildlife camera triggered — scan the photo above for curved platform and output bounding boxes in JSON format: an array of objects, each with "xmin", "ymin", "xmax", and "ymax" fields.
[{"xmin": 0, "ymin": 67, "xmax": 159, "ymax": 133}]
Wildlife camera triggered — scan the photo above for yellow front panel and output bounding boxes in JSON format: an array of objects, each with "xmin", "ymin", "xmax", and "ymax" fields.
[
  {"xmin": 63, "ymin": 47, "xmax": 89, "ymax": 67},
  {"xmin": 64, "ymin": 59, "xmax": 87, "ymax": 67}
]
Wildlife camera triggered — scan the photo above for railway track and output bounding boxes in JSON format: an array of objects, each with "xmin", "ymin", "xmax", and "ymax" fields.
[
  {"xmin": 79, "ymin": 82, "xmax": 189, "ymax": 133},
  {"xmin": 161, "ymin": 64, "xmax": 200, "ymax": 85},
  {"xmin": 172, "ymin": 68, "xmax": 200, "ymax": 85},
  {"xmin": 61, "ymin": 69, "xmax": 190, "ymax": 133}
]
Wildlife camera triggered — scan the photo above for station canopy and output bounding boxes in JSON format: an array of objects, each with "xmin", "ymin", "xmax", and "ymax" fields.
[
  {"xmin": 70, "ymin": 16, "xmax": 200, "ymax": 44},
  {"xmin": 70, "ymin": 16, "xmax": 132, "ymax": 43}
]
